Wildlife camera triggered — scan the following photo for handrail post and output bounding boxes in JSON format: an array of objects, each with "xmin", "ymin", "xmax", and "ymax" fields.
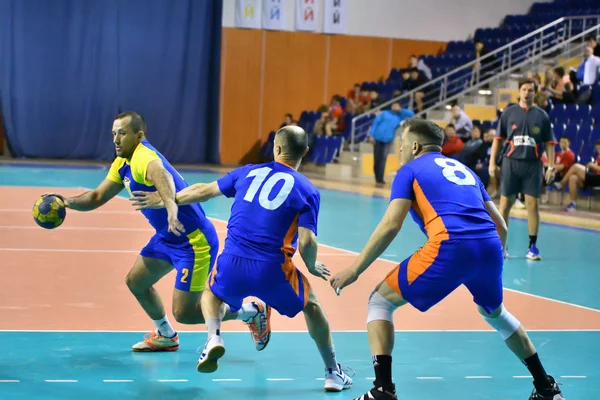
[{"xmin": 350, "ymin": 117, "xmax": 356, "ymax": 153}]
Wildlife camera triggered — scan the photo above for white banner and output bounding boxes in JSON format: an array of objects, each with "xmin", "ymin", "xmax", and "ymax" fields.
[
  {"xmin": 295, "ymin": 0, "xmax": 319, "ymax": 32},
  {"xmin": 323, "ymin": 0, "xmax": 347, "ymax": 34},
  {"xmin": 262, "ymin": 0, "xmax": 285, "ymax": 30},
  {"xmin": 235, "ymin": 0, "xmax": 261, "ymax": 29}
]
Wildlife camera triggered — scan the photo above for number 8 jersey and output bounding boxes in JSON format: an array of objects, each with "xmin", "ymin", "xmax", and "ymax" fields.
[
  {"xmin": 391, "ymin": 152, "xmax": 498, "ymax": 240},
  {"xmin": 216, "ymin": 161, "xmax": 321, "ymax": 263}
]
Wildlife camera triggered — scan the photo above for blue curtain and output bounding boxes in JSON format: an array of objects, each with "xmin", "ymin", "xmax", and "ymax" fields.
[{"xmin": 0, "ymin": 0, "xmax": 222, "ymax": 164}]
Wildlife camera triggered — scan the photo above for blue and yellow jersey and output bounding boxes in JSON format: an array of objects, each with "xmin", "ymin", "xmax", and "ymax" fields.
[
  {"xmin": 216, "ymin": 161, "xmax": 320, "ymax": 263},
  {"xmin": 105, "ymin": 140, "xmax": 216, "ymax": 245},
  {"xmin": 390, "ymin": 152, "xmax": 498, "ymax": 240}
]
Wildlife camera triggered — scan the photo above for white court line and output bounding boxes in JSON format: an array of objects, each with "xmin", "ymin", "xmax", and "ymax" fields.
[
  {"xmin": 465, "ymin": 376, "xmax": 493, "ymax": 379},
  {"xmin": 266, "ymin": 378, "xmax": 294, "ymax": 381},
  {"xmin": 416, "ymin": 377, "xmax": 443, "ymax": 380},
  {"xmin": 212, "ymin": 378, "xmax": 242, "ymax": 382},
  {"xmin": 513, "ymin": 376, "xmax": 533, "ymax": 379},
  {"xmin": 0, "ymin": 248, "xmax": 352, "ymax": 256},
  {"xmin": 45, "ymin": 380, "xmax": 78, "ymax": 383},
  {"xmin": 365, "ymin": 377, "xmax": 375, "ymax": 380},
  {"xmin": 103, "ymin": 379, "xmax": 133, "ymax": 383},
  {"xmin": 560, "ymin": 376, "xmax": 587, "ymax": 379},
  {"xmin": 0, "ymin": 380, "xmax": 19, "ymax": 383},
  {"xmin": 1, "ymin": 329, "xmax": 598, "ymax": 333},
  {"xmin": 0, "ymin": 209, "xmax": 137, "ymax": 215},
  {"xmin": 0, "ymin": 225, "xmax": 228, "ymax": 234},
  {"xmin": 316, "ymin": 378, "xmax": 325, "ymax": 381},
  {"xmin": 157, "ymin": 379, "xmax": 188, "ymax": 383}
]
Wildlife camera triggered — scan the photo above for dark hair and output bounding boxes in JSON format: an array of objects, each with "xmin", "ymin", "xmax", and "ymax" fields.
[
  {"xmin": 403, "ymin": 118, "xmax": 444, "ymax": 147},
  {"xmin": 553, "ymin": 67, "xmax": 565, "ymax": 77},
  {"xmin": 518, "ymin": 78, "xmax": 537, "ymax": 91},
  {"xmin": 595, "ymin": 139, "xmax": 600, "ymax": 146},
  {"xmin": 559, "ymin": 135, "xmax": 570, "ymax": 142},
  {"xmin": 115, "ymin": 111, "xmax": 147, "ymax": 135},
  {"xmin": 276, "ymin": 126, "xmax": 308, "ymax": 161},
  {"xmin": 445, "ymin": 123, "xmax": 456, "ymax": 130},
  {"xmin": 586, "ymin": 35, "xmax": 597, "ymax": 42}
]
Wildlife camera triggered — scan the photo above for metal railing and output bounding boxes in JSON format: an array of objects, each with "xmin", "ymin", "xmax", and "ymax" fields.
[{"xmin": 349, "ymin": 15, "xmax": 600, "ymax": 150}]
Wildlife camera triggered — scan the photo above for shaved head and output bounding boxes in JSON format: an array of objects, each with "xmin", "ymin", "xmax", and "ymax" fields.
[{"xmin": 274, "ymin": 125, "xmax": 309, "ymax": 163}]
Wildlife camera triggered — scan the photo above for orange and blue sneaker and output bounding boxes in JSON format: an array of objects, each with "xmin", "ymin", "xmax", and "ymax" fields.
[
  {"xmin": 243, "ymin": 300, "xmax": 271, "ymax": 351},
  {"xmin": 131, "ymin": 330, "xmax": 179, "ymax": 352}
]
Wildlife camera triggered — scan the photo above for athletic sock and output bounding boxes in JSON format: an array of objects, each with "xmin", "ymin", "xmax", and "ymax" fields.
[
  {"xmin": 319, "ymin": 345, "xmax": 339, "ymax": 371},
  {"xmin": 237, "ymin": 303, "xmax": 259, "ymax": 321},
  {"xmin": 153, "ymin": 316, "xmax": 176, "ymax": 338},
  {"xmin": 529, "ymin": 235, "xmax": 537, "ymax": 248},
  {"xmin": 373, "ymin": 355, "xmax": 394, "ymax": 391},
  {"xmin": 206, "ymin": 317, "xmax": 221, "ymax": 337},
  {"xmin": 523, "ymin": 353, "xmax": 551, "ymax": 389}
]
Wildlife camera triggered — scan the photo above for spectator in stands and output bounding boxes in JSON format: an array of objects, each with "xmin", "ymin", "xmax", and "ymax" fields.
[
  {"xmin": 542, "ymin": 136, "xmax": 575, "ymax": 183},
  {"xmin": 313, "ymin": 104, "xmax": 337, "ymax": 137},
  {"xmin": 534, "ymin": 91, "xmax": 551, "ymax": 113},
  {"xmin": 346, "ymin": 84, "xmax": 370, "ymax": 114},
  {"xmin": 369, "ymin": 90, "xmax": 383, "ymax": 110},
  {"xmin": 573, "ymin": 45, "xmax": 600, "ymax": 104},
  {"xmin": 473, "ymin": 39, "xmax": 497, "ymax": 83},
  {"xmin": 368, "ymin": 101, "xmax": 414, "ymax": 186},
  {"xmin": 449, "ymin": 104, "xmax": 473, "ymax": 142},
  {"xmin": 453, "ymin": 125, "xmax": 483, "ymax": 169},
  {"xmin": 329, "ymin": 95, "xmax": 346, "ymax": 133},
  {"xmin": 586, "ymin": 35, "xmax": 600, "ymax": 57},
  {"xmin": 408, "ymin": 55, "xmax": 432, "ymax": 81},
  {"xmin": 280, "ymin": 113, "xmax": 296, "ymax": 128},
  {"xmin": 475, "ymin": 128, "xmax": 499, "ymax": 197},
  {"xmin": 401, "ymin": 68, "xmax": 427, "ymax": 112},
  {"xmin": 441, "ymin": 124, "xmax": 464, "ymax": 157},
  {"xmin": 547, "ymin": 67, "xmax": 575, "ymax": 104},
  {"xmin": 552, "ymin": 139, "xmax": 600, "ymax": 211}
]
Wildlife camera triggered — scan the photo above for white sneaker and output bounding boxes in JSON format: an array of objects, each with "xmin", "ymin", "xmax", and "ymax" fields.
[
  {"xmin": 196, "ymin": 334, "xmax": 225, "ymax": 373},
  {"xmin": 324, "ymin": 364, "xmax": 354, "ymax": 392}
]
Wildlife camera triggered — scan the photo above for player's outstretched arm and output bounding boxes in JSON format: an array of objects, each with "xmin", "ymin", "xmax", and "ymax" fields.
[
  {"xmin": 61, "ymin": 180, "xmax": 124, "ymax": 212},
  {"xmin": 175, "ymin": 182, "xmax": 223, "ymax": 205},
  {"xmin": 298, "ymin": 227, "xmax": 330, "ymax": 280},
  {"xmin": 484, "ymin": 200, "xmax": 508, "ymax": 250},
  {"xmin": 330, "ymin": 198, "xmax": 410, "ymax": 291}
]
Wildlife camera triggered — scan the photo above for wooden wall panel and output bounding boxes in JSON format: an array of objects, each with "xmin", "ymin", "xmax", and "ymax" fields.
[
  {"xmin": 261, "ymin": 31, "xmax": 328, "ymax": 142},
  {"xmin": 219, "ymin": 27, "xmax": 447, "ymax": 165},
  {"xmin": 219, "ymin": 29, "xmax": 263, "ymax": 165}
]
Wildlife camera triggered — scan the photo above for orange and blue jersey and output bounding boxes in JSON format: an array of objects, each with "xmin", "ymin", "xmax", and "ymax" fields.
[
  {"xmin": 105, "ymin": 140, "xmax": 218, "ymax": 292},
  {"xmin": 386, "ymin": 152, "xmax": 504, "ymax": 314},
  {"xmin": 207, "ymin": 161, "xmax": 320, "ymax": 318},
  {"xmin": 390, "ymin": 151, "xmax": 498, "ymax": 240}
]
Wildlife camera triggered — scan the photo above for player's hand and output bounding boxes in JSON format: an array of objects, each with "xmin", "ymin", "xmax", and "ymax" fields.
[
  {"xmin": 330, "ymin": 267, "xmax": 359, "ymax": 293},
  {"xmin": 488, "ymin": 163, "xmax": 496, "ymax": 178},
  {"xmin": 307, "ymin": 261, "xmax": 331, "ymax": 281},
  {"xmin": 167, "ymin": 212, "xmax": 185, "ymax": 236},
  {"xmin": 129, "ymin": 191, "xmax": 164, "ymax": 210},
  {"xmin": 41, "ymin": 193, "xmax": 68, "ymax": 207},
  {"xmin": 545, "ymin": 168, "xmax": 555, "ymax": 184}
]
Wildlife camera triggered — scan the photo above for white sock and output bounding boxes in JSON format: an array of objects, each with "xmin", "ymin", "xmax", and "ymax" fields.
[
  {"xmin": 319, "ymin": 345, "xmax": 339, "ymax": 371},
  {"xmin": 236, "ymin": 303, "xmax": 259, "ymax": 321},
  {"xmin": 206, "ymin": 317, "xmax": 222, "ymax": 336},
  {"xmin": 153, "ymin": 316, "xmax": 176, "ymax": 338}
]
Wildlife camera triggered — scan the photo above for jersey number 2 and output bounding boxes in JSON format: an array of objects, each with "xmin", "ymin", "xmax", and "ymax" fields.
[
  {"xmin": 243, "ymin": 167, "xmax": 295, "ymax": 210},
  {"xmin": 434, "ymin": 158, "xmax": 476, "ymax": 186}
]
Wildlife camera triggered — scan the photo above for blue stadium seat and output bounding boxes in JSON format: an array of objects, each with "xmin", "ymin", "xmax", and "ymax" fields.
[
  {"xmin": 309, "ymin": 136, "xmax": 327, "ymax": 164},
  {"xmin": 590, "ymin": 124, "xmax": 600, "ymax": 143},
  {"xmin": 577, "ymin": 122, "xmax": 592, "ymax": 142},
  {"xmin": 324, "ymin": 136, "xmax": 343, "ymax": 163},
  {"xmin": 575, "ymin": 104, "xmax": 592, "ymax": 125},
  {"xmin": 553, "ymin": 122, "xmax": 566, "ymax": 139},
  {"xmin": 564, "ymin": 123, "xmax": 579, "ymax": 142},
  {"xmin": 591, "ymin": 104, "xmax": 600, "ymax": 124},
  {"xmin": 564, "ymin": 104, "xmax": 578, "ymax": 123}
]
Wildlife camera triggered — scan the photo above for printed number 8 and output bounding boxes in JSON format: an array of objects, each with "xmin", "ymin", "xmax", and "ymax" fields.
[{"xmin": 434, "ymin": 158, "xmax": 476, "ymax": 186}]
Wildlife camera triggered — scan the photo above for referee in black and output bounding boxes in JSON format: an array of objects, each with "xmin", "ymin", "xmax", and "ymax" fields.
[{"xmin": 489, "ymin": 79, "xmax": 556, "ymax": 261}]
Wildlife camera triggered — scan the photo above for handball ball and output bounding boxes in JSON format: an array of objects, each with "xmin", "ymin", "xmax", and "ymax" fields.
[{"xmin": 32, "ymin": 195, "xmax": 66, "ymax": 229}]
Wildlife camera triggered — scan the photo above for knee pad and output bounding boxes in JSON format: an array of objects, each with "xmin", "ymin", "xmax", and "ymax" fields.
[
  {"xmin": 482, "ymin": 305, "xmax": 521, "ymax": 340},
  {"xmin": 366, "ymin": 292, "xmax": 398, "ymax": 324}
]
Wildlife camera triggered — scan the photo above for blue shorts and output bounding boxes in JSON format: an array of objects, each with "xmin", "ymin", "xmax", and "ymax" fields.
[
  {"xmin": 385, "ymin": 237, "xmax": 504, "ymax": 314},
  {"xmin": 140, "ymin": 229, "xmax": 218, "ymax": 292},
  {"xmin": 207, "ymin": 253, "xmax": 311, "ymax": 318}
]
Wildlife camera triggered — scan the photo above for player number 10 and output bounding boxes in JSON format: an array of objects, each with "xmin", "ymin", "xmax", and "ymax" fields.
[{"xmin": 243, "ymin": 167, "xmax": 295, "ymax": 210}]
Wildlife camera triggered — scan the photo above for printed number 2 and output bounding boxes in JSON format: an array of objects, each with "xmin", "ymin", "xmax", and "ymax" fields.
[
  {"xmin": 243, "ymin": 166, "xmax": 295, "ymax": 210},
  {"xmin": 434, "ymin": 158, "xmax": 476, "ymax": 186},
  {"xmin": 180, "ymin": 268, "xmax": 189, "ymax": 283}
]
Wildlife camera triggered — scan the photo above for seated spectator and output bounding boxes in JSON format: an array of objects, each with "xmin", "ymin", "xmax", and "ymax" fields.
[
  {"xmin": 547, "ymin": 67, "xmax": 575, "ymax": 104},
  {"xmin": 408, "ymin": 54, "xmax": 432, "ymax": 81},
  {"xmin": 542, "ymin": 135, "xmax": 575, "ymax": 183},
  {"xmin": 368, "ymin": 90, "xmax": 383, "ymax": 110},
  {"xmin": 474, "ymin": 128, "xmax": 498, "ymax": 196},
  {"xmin": 453, "ymin": 125, "xmax": 483, "ymax": 169},
  {"xmin": 346, "ymin": 84, "xmax": 370, "ymax": 114},
  {"xmin": 279, "ymin": 113, "xmax": 296, "ymax": 128},
  {"xmin": 552, "ymin": 139, "xmax": 600, "ymax": 211},
  {"xmin": 330, "ymin": 95, "xmax": 345, "ymax": 133},
  {"xmin": 573, "ymin": 45, "xmax": 600, "ymax": 104},
  {"xmin": 313, "ymin": 104, "xmax": 337, "ymax": 136},
  {"xmin": 441, "ymin": 124, "xmax": 464, "ymax": 156},
  {"xmin": 534, "ymin": 91, "xmax": 551, "ymax": 113},
  {"xmin": 449, "ymin": 104, "xmax": 473, "ymax": 142},
  {"xmin": 401, "ymin": 68, "xmax": 427, "ymax": 112}
]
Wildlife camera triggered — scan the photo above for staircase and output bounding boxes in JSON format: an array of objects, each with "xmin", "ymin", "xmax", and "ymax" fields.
[{"xmin": 331, "ymin": 16, "xmax": 600, "ymax": 182}]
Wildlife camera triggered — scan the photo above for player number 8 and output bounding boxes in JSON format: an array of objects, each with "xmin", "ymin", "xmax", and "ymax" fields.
[
  {"xmin": 434, "ymin": 158, "xmax": 476, "ymax": 186},
  {"xmin": 244, "ymin": 167, "xmax": 295, "ymax": 210}
]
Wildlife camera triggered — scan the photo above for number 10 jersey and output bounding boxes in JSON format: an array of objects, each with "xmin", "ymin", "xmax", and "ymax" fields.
[
  {"xmin": 391, "ymin": 152, "xmax": 498, "ymax": 241},
  {"xmin": 216, "ymin": 161, "xmax": 321, "ymax": 263}
]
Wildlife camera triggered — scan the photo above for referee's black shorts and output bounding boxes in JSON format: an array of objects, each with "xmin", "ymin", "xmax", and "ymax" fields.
[{"xmin": 500, "ymin": 157, "xmax": 543, "ymax": 198}]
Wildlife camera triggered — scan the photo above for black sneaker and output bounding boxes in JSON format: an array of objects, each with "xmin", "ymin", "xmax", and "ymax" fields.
[
  {"xmin": 354, "ymin": 384, "xmax": 397, "ymax": 400},
  {"xmin": 529, "ymin": 376, "xmax": 565, "ymax": 400}
]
